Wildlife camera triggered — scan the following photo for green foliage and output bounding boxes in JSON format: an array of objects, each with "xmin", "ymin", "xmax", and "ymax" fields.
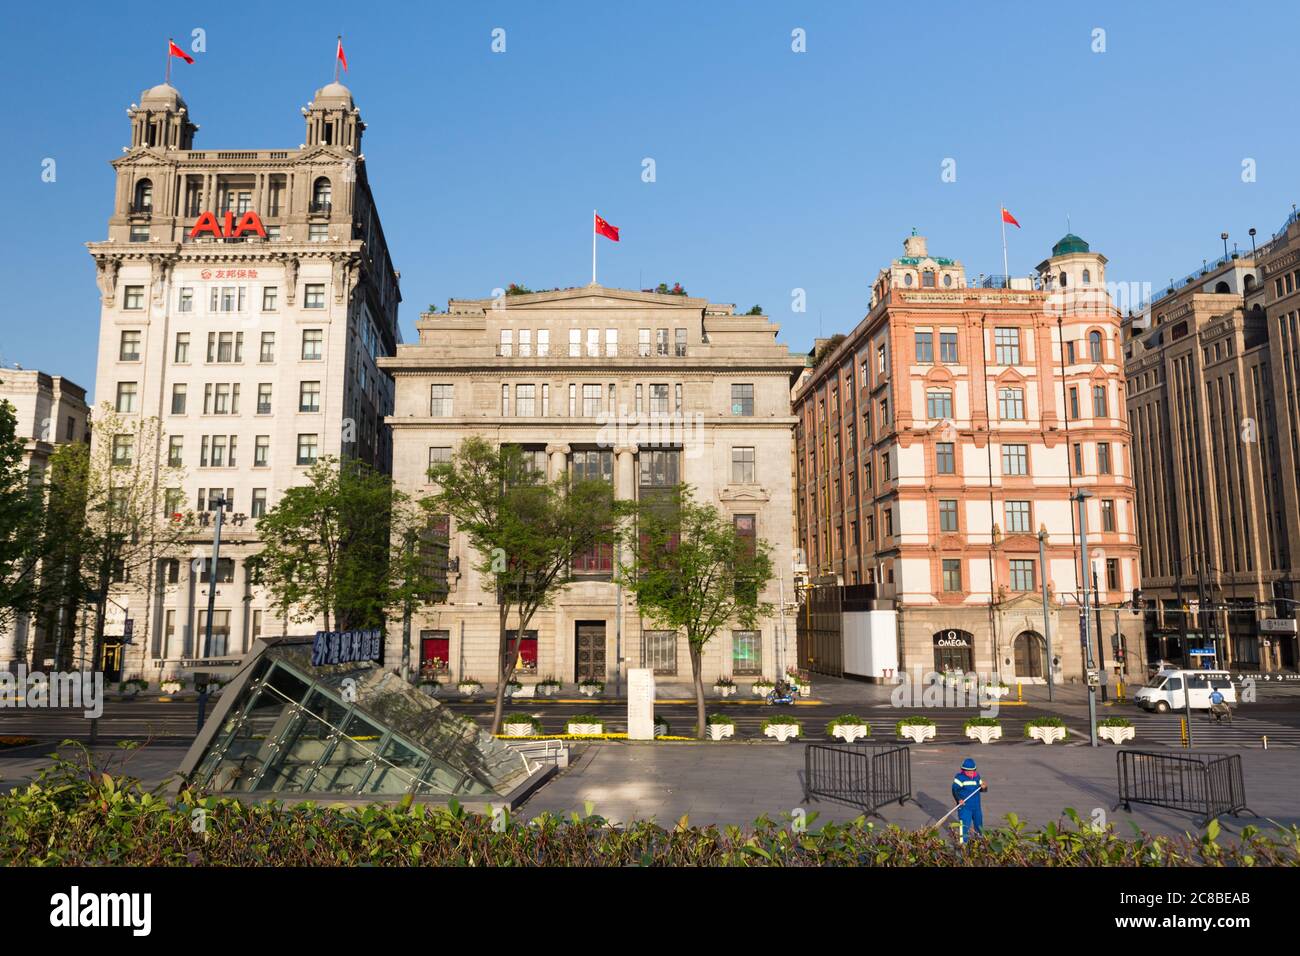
[
  {"xmin": 503, "ymin": 714, "xmax": 541, "ymax": 730},
  {"xmin": 567, "ymin": 714, "xmax": 603, "ymax": 726},
  {"xmin": 505, "ymin": 283, "xmax": 532, "ymax": 296},
  {"xmin": 1098, "ymin": 717, "xmax": 1133, "ymax": 728},
  {"xmin": 895, "ymin": 716, "xmax": 936, "ymax": 734},
  {"xmin": 826, "ymin": 716, "xmax": 870, "ymax": 735},
  {"xmin": 705, "ymin": 713, "xmax": 734, "ymax": 726},
  {"xmin": 653, "ymin": 282, "xmax": 687, "ymax": 296},
  {"xmin": 760, "ymin": 717, "xmax": 801, "ymax": 733},
  {"xmin": 745, "ymin": 305, "xmax": 763, "ymax": 315},
  {"xmin": 3, "ymin": 753, "xmax": 1296, "ymax": 867},
  {"xmin": 0, "ymin": 397, "xmax": 44, "ymax": 633},
  {"xmin": 1025, "ymin": 717, "xmax": 1069, "ymax": 739},
  {"xmin": 963, "ymin": 717, "xmax": 1002, "ymax": 729}
]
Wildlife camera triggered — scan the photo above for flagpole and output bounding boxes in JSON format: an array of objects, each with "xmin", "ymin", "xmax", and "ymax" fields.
[
  {"xmin": 1000, "ymin": 203, "xmax": 1010, "ymax": 282},
  {"xmin": 592, "ymin": 210, "xmax": 597, "ymax": 286},
  {"xmin": 335, "ymin": 35, "xmax": 342, "ymax": 82},
  {"xmin": 165, "ymin": 38, "xmax": 172, "ymax": 85}
]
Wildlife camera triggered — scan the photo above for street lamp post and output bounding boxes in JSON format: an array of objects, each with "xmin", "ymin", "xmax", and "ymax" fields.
[
  {"xmin": 1037, "ymin": 527, "xmax": 1055, "ymax": 701},
  {"xmin": 1073, "ymin": 489, "xmax": 1099, "ymax": 747},
  {"xmin": 197, "ymin": 494, "xmax": 228, "ymax": 736}
]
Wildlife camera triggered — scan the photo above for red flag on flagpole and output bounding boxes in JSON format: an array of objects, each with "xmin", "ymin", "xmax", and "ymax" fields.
[
  {"xmin": 594, "ymin": 214, "xmax": 620, "ymax": 242},
  {"xmin": 1001, "ymin": 207, "xmax": 1021, "ymax": 228},
  {"xmin": 337, "ymin": 37, "xmax": 349, "ymax": 73},
  {"xmin": 168, "ymin": 40, "xmax": 194, "ymax": 64}
]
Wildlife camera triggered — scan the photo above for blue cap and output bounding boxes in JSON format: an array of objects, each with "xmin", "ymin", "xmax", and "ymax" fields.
[{"xmin": 961, "ymin": 758, "xmax": 977, "ymax": 770}]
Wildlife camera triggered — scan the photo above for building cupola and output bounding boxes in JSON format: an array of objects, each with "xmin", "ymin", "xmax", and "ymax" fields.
[
  {"xmin": 304, "ymin": 82, "xmax": 364, "ymax": 152},
  {"xmin": 129, "ymin": 83, "xmax": 197, "ymax": 150}
]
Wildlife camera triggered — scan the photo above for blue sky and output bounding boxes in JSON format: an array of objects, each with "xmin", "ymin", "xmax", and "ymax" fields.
[{"xmin": 3, "ymin": 0, "xmax": 1297, "ymax": 390}]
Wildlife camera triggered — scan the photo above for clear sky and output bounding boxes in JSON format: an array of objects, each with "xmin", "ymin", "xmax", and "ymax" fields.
[{"xmin": 3, "ymin": 0, "xmax": 1297, "ymax": 391}]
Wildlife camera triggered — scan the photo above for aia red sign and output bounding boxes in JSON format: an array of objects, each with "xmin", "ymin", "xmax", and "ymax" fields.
[{"xmin": 189, "ymin": 210, "xmax": 268, "ymax": 240}]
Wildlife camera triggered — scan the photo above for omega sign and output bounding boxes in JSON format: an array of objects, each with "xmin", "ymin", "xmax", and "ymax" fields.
[
  {"xmin": 188, "ymin": 210, "xmax": 268, "ymax": 240},
  {"xmin": 935, "ymin": 630, "xmax": 970, "ymax": 647}
]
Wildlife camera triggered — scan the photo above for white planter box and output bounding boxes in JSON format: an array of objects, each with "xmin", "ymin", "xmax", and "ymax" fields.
[
  {"xmin": 831, "ymin": 724, "xmax": 870, "ymax": 743},
  {"xmin": 965, "ymin": 725, "xmax": 1003, "ymax": 744},
  {"xmin": 510, "ymin": 685, "xmax": 534, "ymax": 699},
  {"xmin": 898, "ymin": 723, "xmax": 937, "ymax": 744},
  {"xmin": 161, "ymin": 682, "xmax": 183, "ymax": 696},
  {"xmin": 798, "ymin": 684, "xmax": 812, "ymax": 698},
  {"xmin": 753, "ymin": 685, "xmax": 774, "ymax": 697},
  {"xmin": 566, "ymin": 723, "xmax": 604, "ymax": 736},
  {"xmin": 457, "ymin": 684, "xmax": 480, "ymax": 697},
  {"xmin": 537, "ymin": 685, "xmax": 559, "ymax": 697},
  {"xmin": 984, "ymin": 686, "xmax": 1010, "ymax": 699},
  {"xmin": 654, "ymin": 723, "xmax": 668, "ymax": 738},
  {"xmin": 121, "ymin": 686, "xmax": 140, "ymax": 698},
  {"xmin": 503, "ymin": 723, "xmax": 536, "ymax": 738},
  {"xmin": 579, "ymin": 685, "xmax": 602, "ymax": 697},
  {"xmin": 764, "ymin": 724, "xmax": 800, "ymax": 742},
  {"xmin": 707, "ymin": 724, "xmax": 735, "ymax": 741},
  {"xmin": 713, "ymin": 685, "xmax": 736, "ymax": 698},
  {"xmin": 1099, "ymin": 725, "xmax": 1136, "ymax": 745},
  {"xmin": 1028, "ymin": 725, "xmax": 1068, "ymax": 745}
]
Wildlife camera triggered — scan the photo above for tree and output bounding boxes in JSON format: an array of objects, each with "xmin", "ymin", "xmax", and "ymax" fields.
[
  {"xmin": 387, "ymin": 495, "xmax": 450, "ymax": 681},
  {"xmin": 32, "ymin": 442, "xmax": 91, "ymax": 669},
  {"xmin": 0, "ymin": 397, "xmax": 43, "ymax": 637},
  {"xmin": 619, "ymin": 485, "xmax": 774, "ymax": 739},
  {"xmin": 256, "ymin": 456, "xmax": 397, "ymax": 633},
  {"xmin": 430, "ymin": 437, "xmax": 627, "ymax": 733}
]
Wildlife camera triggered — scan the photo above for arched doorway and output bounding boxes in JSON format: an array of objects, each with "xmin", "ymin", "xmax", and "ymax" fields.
[
  {"xmin": 933, "ymin": 629, "xmax": 974, "ymax": 673},
  {"xmin": 1013, "ymin": 631, "xmax": 1045, "ymax": 679}
]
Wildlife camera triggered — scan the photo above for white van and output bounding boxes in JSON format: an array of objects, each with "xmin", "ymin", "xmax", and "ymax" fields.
[{"xmin": 1134, "ymin": 669, "xmax": 1237, "ymax": 713}]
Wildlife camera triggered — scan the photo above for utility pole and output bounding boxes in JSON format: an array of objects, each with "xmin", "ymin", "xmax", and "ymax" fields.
[
  {"xmin": 1037, "ymin": 528, "xmax": 1055, "ymax": 701},
  {"xmin": 196, "ymin": 494, "xmax": 227, "ymax": 736},
  {"xmin": 1073, "ymin": 489, "xmax": 1098, "ymax": 747}
]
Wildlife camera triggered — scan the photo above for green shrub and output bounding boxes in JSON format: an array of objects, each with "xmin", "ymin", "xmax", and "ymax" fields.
[
  {"xmin": 963, "ymin": 717, "xmax": 1001, "ymax": 730},
  {"xmin": 503, "ymin": 714, "xmax": 541, "ymax": 731},
  {"xmin": 705, "ymin": 713, "xmax": 734, "ymax": 726},
  {"xmin": 1098, "ymin": 717, "xmax": 1133, "ymax": 728},
  {"xmin": 760, "ymin": 717, "xmax": 801, "ymax": 733},
  {"xmin": 895, "ymin": 716, "xmax": 936, "ymax": 735},
  {"xmin": 567, "ymin": 714, "xmax": 603, "ymax": 726}
]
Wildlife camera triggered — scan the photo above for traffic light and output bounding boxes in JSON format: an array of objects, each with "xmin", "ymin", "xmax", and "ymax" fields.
[{"xmin": 1132, "ymin": 588, "xmax": 1144, "ymax": 609}]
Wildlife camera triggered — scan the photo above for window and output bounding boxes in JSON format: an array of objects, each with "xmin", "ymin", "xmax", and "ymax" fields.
[
  {"xmin": 309, "ymin": 223, "xmax": 328, "ymax": 242},
  {"xmin": 427, "ymin": 446, "xmax": 452, "ymax": 476},
  {"xmin": 430, "ymin": 384, "xmax": 453, "ymax": 417},
  {"xmin": 942, "ymin": 558, "xmax": 962, "ymax": 592},
  {"xmin": 499, "ymin": 329, "xmax": 512, "ymax": 356},
  {"xmin": 167, "ymin": 436, "xmax": 183, "ymax": 467},
  {"xmin": 642, "ymin": 631, "xmax": 677, "ymax": 675},
  {"xmin": 123, "ymin": 286, "xmax": 144, "ymax": 310},
  {"xmin": 257, "ymin": 383, "xmax": 272, "ymax": 415},
  {"xmin": 877, "ymin": 343, "xmax": 887, "ymax": 373},
  {"xmin": 656, "ymin": 328, "xmax": 669, "ymax": 356},
  {"xmin": 303, "ymin": 284, "xmax": 325, "ymax": 309},
  {"xmin": 571, "ymin": 449, "xmax": 614, "ymax": 483},
  {"xmin": 541, "ymin": 383, "xmax": 550, "ymax": 416},
  {"xmin": 732, "ymin": 631, "xmax": 762, "ymax": 676},
  {"xmin": 1009, "ymin": 559, "xmax": 1035, "ymax": 592},
  {"xmin": 939, "ymin": 331, "xmax": 958, "ymax": 364},
  {"xmin": 675, "ymin": 328, "xmax": 687, "ymax": 357},
  {"xmin": 1066, "ymin": 340, "xmax": 1076, "ymax": 364},
  {"xmin": 111, "ymin": 435, "xmax": 133, "ymax": 467},
  {"xmin": 935, "ymin": 442, "xmax": 955, "ymax": 474},
  {"xmin": 922, "ymin": 269, "xmax": 936, "ymax": 288},
  {"xmin": 262, "ymin": 286, "xmax": 278, "ymax": 311},
  {"xmin": 1005, "ymin": 500, "xmax": 1031, "ymax": 533},
  {"xmin": 500, "ymin": 384, "xmax": 510, "ymax": 417},
  {"xmin": 174, "ymin": 332, "xmax": 190, "ymax": 364},
  {"xmin": 938, "ymin": 499, "xmax": 958, "ymax": 532},
  {"xmin": 1092, "ymin": 384, "xmax": 1108, "ymax": 417},
  {"xmin": 587, "ymin": 328, "xmax": 600, "ymax": 357},
  {"xmin": 998, "ymin": 387, "xmax": 1024, "ymax": 420},
  {"xmin": 1089, "ymin": 330, "xmax": 1103, "ymax": 362},
  {"xmin": 731, "ymin": 446, "xmax": 756, "ymax": 484},
  {"xmin": 115, "ymin": 381, "xmax": 137, "ymax": 413},
  {"xmin": 299, "ymin": 381, "xmax": 321, "ymax": 413},
  {"xmin": 301, "ymin": 329, "xmax": 323, "ymax": 360},
  {"xmin": 606, "ymin": 328, "xmax": 619, "ymax": 357},
  {"xmin": 731, "ymin": 383, "xmax": 754, "ymax": 416},
  {"xmin": 1106, "ymin": 558, "xmax": 1120, "ymax": 591},
  {"xmin": 638, "ymin": 449, "xmax": 680, "ymax": 488},
  {"xmin": 259, "ymin": 331, "xmax": 275, "ymax": 363},
  {"xmin": 250, "ymin": 488, "xmax": 268, "ymax": 518},
  {"xmin": 1001, "ymin": 444, "xmax": 1028, "ymax": 476},
  {"xmin": 637, "ymin": 328, "xmax": 651, "ymax": 358},
  {"xmin": 915, "ymin": 331, "xmax": 933, "ymax": 363},
  {"xmin": 296, "ymin": 433, "xmax": 319, "ymax": 466},
  {"xmin": 1073, "ymin": 443, "xmax": 1084, "ymax": 475},
  {"xmin": 1069, "ymin": 386, "xmax": 1080, "ymax": 420},
  {"xmin": 648, "ymin": 384, "xmax": 670, "ymax": 416},
  {"xmin": 518, "ymin": 329, "xmax": 532, "ymax": 357},
  {"xmin": 536, "ymin": 329, "xmax": 549, "ymax": 357},
  {"xmin": 1082, "ymin": 268, "xmax": 1091, "ymax": 285},
  {"xmin": 569, "ymin": 328, "xmax": 581, "ymax": 357},
  {"xmin": 119, "ymin": 330, "xmax": 141, "ymax": 362},
  {"xmin": 170, "ymin": 383, "xmax": 186, "ymax": 415},
  {"xmin": 254, "ymin": 435, "xmax": 270, "ymax": 467},
  {"xmin": 994, "ymin": 327, "xmax": 1021, "ymax": 365},
  {"xmin": 516, "ymin": 384, "xmax": 535, "ymax": 416},
  {"xmin": 1101, "ymin": 498, "xmax": 1116, "ymax": 532},
  {"xmin": 582, "ymin": 384, "xmax": 603, "ymax": 417},
  {"xmin": 206, "ymin": 331, "xmax": 244, "ymax": 363},
  {"xmin": 926, "ymin": 389, "xmax": 953, "ymax": 419},
  {"xmin": 1097, "ymin": 441, "xmax": 1112, "ymax": 475}
]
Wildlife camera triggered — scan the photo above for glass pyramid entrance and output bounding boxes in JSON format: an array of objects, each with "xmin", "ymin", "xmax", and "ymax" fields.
[{"xmin": 179, "ymin": 636, "xmax": 538, "ymax": 800}]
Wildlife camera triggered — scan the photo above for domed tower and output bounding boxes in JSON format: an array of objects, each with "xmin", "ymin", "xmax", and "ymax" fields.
[
  {"xmin": 1036, "ymin": 233, "xmax": 1106, "ymax": 292},
  {"xmin": 128, "ymin": 83, "xmax": 197, "ymax": 150},
  {"xmin": 304, "ymin": 81, "xmax": 364, "ymax": 153}
]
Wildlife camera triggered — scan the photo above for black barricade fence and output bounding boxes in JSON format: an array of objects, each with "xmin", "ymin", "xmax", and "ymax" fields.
[
  {"xmin": 804, "ymin": 743, "xmax": 912, "ymax": 816},
  {"xmin": 1116, "ymin": 750, "xmax": 1254, "ymax": 825}
]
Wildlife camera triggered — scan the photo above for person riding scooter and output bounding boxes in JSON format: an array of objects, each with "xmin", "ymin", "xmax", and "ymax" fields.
[{"xmin": 1209, "ymin": 687, "xmax": 1232, "ymax": 724}]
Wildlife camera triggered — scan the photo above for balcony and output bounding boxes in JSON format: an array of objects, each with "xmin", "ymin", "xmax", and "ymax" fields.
[
  {"xmin": 309, "ymin": 201, "xmax": 332, "ymax": 215},
  {"xmin": 128, "ymin": 204, "xmax": 152, "ymax": 219}
]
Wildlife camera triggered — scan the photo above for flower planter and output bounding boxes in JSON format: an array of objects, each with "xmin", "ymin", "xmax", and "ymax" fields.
[
  {"xmin": 566, "ymin": 723, "xmax": 604, "ymax": 736},
  {"xmin": 503, "ymin": 684, "xmax": 524, "ymax": 698},
  {"xmin": 457, "ymin": 683, "xmax": 480, "ymax": 697},
  {"xmin": 537, "ymin": 684, "xmax": 560, "ymax": 698},
  {"xmin": 502, "ymin": 723, "xmax": 537, "ymax": 738},
  {"xmin": 984, "ymin": 686, "xmax": 1010, "ymax": 699},
  {"xmin": 763, "ymin": 723, "xmax": 800, "ymax": 742},
  {"xmin": 752, "ymin": 684, "xmax": 774, "ymax": 698},
  {"xmin": 796, "ymin": 683, "xmax": 812, "ymax": 698},
  {"xmin": 830, "ymin": 724, "xmax": 870, "ymax": 743},
  {"xmin": 120, "ymin": 685, "xmax": 141, "ymax": 699},
  {"xmin": 898, "ymin": 723, "xmax": 937, "ymax": 744},
  {"xmin": 654, "ymin": 723, "xmax": 668, "ymax": 738},
  {"xmin": 578, "ymin": 684, "xmax": 603, "ymax": 698},
  {"xmin": 713, "ymin": 684, "xmax": 736, "ymax": 698},
  {"xmin": 160, "ymin": 681, "xmax": 183, "ymax": 696},
  {"xmin": 707, "ymin": 723, "xmax": 735, "ymax": 741},
  {"xmin": 1099, "ymin": 725, "xmax": 1136, "ymax": 745},
  {"xmin": 965, "ymin": 725, "xmax": 1003, "ymax": 744},
  {"xmin": 1027, "ymin": 725, "xmax": 1068, "ymax": 745}
]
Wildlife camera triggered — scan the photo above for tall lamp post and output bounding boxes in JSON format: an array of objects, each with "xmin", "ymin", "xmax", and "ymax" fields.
[
  {"xmin": 1036, "ymin": 527, "xmax": 1055, "ymax": 701},
  {"xmin": 1073, "ymin": 489, "xmax": 1099, "ymax": 746},
  {"xmin": 196, "ymin": 493, "xmax": 228, "ymax": 736}
]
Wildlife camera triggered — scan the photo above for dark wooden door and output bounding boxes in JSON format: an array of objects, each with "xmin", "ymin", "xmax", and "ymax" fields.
[
  {"xmin": 1014, "ymin": 633, "xmax": 1043, "ymax": 678},
  {"xmin": 575, "ymin": 621, "xmax": 606, "ymax": 682}
]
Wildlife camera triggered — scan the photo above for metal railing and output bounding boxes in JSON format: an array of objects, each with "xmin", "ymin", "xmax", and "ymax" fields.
[
  {"xmin": 1115, "ymin": 750, "xmax": 1255, "ymax": 825},
  {"xmin": 803, "ymin": 743, "xmax": 912, "ymax": 817}
]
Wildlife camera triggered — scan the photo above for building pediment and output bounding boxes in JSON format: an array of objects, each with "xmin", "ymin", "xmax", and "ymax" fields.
[
  {"xmin": 455, "ymin": 284, "xmax": 713, "ymax": 312},
  {"xmin": 111, "ymin": 146, "xmax": 176, "ymax": 168},
  {"xmin": 718, "ymin": 484, "xmax": 771, "ymax": 503}
]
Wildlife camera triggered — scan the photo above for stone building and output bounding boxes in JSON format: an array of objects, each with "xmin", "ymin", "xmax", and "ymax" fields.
[
  {"xmin": 0, "ymin": 368, "xmax": 89, "ymax": 668},
  {"xmin": 1122, "ymin": 213, "xmax": 1300, "ymax": 672},
  {"xmin": 793, "ymin": 232, "xmax": 1145, "ymax": 685},
  {"xmin": 380, "ymin": 285, "xmax": 803, "ymax": 687},
  {"xmin": 86, "ymin": 77, "xmax": 401, "ymax": 680}
]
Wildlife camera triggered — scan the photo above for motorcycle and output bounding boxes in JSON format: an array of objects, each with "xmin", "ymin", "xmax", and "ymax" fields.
[{"xmin": 766, "ymin": 681, "xmax": 798, "ymax": 706}]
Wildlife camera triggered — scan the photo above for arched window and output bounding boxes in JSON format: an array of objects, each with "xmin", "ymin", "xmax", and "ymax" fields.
[
  {"xmin": 1059, "ymin": 272, "xmax": 1068, "ymax": 287},
  {"xmin": 1214, "ymin": 281, "xmax": 1230, "ymax": 294},
  {"xmin": 1088, "ymin": 330, "xmax": 1103, "ymax": 362},
  {"xmin": 1081, "ymin": 268, "xmax": 1091, "ymax": 285},
  {"xmin": 311, "ymin": 177, "xmax": 332, "ymax": 211},
  {"xmin": 133, "ymin": 179, "xmax": 153, "ymax": 211},
  {"xmin": 1244, "ymin": 274, "xmax": 1256, "ymax": 291}
]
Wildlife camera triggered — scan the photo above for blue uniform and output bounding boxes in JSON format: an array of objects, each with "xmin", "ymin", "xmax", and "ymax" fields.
[{"xmin": 952, "ymin": 769, "xmax": 983, "ymax": 842}]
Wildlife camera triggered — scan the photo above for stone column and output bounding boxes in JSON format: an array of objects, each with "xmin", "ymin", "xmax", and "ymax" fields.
[
  {"xmin": 614, "ymin": 445, "xmax": 638, "ymax": 500},
  {"xmin": 545, "ymin": 443, "xmax": 570, "ymax": 482}
]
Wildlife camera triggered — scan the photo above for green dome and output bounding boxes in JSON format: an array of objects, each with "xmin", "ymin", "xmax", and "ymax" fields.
[{"xmin": 1052, "ymin": 233, "xmax": 1090, "ymax": 256}]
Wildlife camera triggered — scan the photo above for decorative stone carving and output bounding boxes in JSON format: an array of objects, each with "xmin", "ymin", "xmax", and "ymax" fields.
[{"xmin": 96, "ymin": 257, "xmax": 120, "ymax": 306}]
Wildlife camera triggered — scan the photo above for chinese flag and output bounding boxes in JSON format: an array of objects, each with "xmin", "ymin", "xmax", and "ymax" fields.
[
  {"xmin": 168, "ymin": 40, "xmax": 194, "ymax": 64},
  {"xmin": 1001, "ymin": 207, "xmax": 1021, "ymax": 228},
  {"xmin": 337, "ymin": 37, "xmax": 349, "ymax": 72},
  {"xmin": 594, "ymin": 213, "xmax": 620, "ymax": 242}
]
